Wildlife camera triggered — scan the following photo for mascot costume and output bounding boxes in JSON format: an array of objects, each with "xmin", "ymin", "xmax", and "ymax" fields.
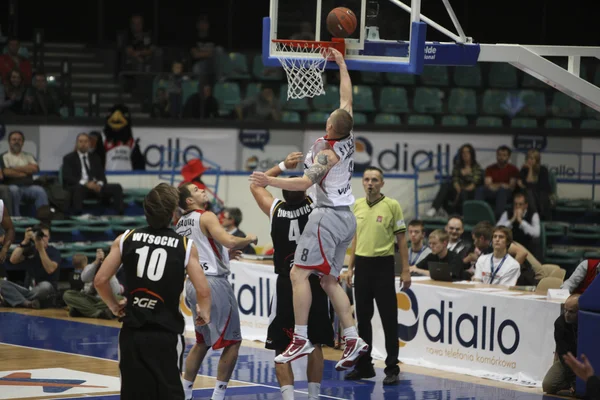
[{"xmin": 103, "ymin": 104, "xmax": 145, "ymax": 170}]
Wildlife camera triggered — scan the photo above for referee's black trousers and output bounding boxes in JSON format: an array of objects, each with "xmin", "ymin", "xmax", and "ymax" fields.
[{"xmin": 354, "ymin": 255, "xmax": 400, "ymax": 376}]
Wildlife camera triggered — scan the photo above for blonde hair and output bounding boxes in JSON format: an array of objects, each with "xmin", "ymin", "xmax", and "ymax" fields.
[
  {"xmin": 527, "ymin": 149, "xmax": 541, "ymax": 176},
  {"xmin": 429, "ymin": 229, "xmax": 449, "ymax": 243}
]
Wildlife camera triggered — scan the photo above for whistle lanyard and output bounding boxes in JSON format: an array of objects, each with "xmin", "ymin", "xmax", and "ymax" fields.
[
  {"xmin": 409, "ymin": 247, "xmax": 427, "ymax": 265},
  {"xmin": 489, "ymin": 254, "xmax": 508, "ymax": 284}
]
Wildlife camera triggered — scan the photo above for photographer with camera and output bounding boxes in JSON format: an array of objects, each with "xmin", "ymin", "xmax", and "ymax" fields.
[
  {"xmin": 63, "ymin": 249, "xmax": 124, "ymax": 319},
  {"xmin": 0, "ymin": 224, "xmax": 61, "ymax": 308}
]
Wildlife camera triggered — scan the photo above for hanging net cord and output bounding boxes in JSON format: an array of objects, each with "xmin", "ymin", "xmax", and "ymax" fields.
[{"xmin": 274, "ymin": 42, "xmax": 333, "ymax": 100}]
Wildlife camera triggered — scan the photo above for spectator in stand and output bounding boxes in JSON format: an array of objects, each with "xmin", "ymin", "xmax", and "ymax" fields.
[
  {"xmin": 24, "ymin": 72, "xmax": 61, "ymax": 116},
  {"xmin": 236, "ymin": 86, "xmax": 281, "ymax": 121},
  {"xmin": 518, "ymin": 149, "xmax": 552, "ymax": 220},
  {"xmin": 150, "ymin": 88, "xmax": 170, "ymax": 118},
  {"xmin": 445, "ymin": 217, "xmax": 471, "ymax": 268},
  {"xmin": 0, "ymin": 224, "xmax": 61, "ymax": 308},
  {"xmin": 561, "ymin": 259, "xmax": 599, "ymax": 294},
  {"xmin": 88, "ymin": 131, "xmax": 106, "ymax": 168},
  {"xmin": 183, "ymin": 82, "xmax": 219, "ymax": 119},
  {"xmin": 190, "ymin": 15, "xmax": 224, "ymax": 83},
  {"xmin": 1, "ymin": 131, "xmax": 49, "ymax": 216},
  {"xmin": 543, "ymin": 294, "xmax": 580, "ymax": 395},
  {"xmin": 476, "ymin": 145, "xmax": 519, "ymax": 218},
  {"xmin": 61, "ymin": 133, "xmax": 125, "ymax": 215},
  {"xmin": 63, "ymin": 249, "xmax": 124, "ymax": 319},
  {"xmin": 410, "ymin": 229, "xmax": 462, "ymax": 277},
  {"xmin": 407, "ymin": 220, "xmax": 432, "ymax": 266},
  {"xmin": 473, "ymin": 226, "xmax": 521, "ymax": 286},
  {"xmin": 497, "ymin": 192, "xmax": 541, "ymax": 259},
  {"xmin": 0, "ymin": 69, "xmax": 26, "ymax": 115},
  {"xmin": 426, "ymin": 144, "xmax": 483, "ymax": 217},
  {"xmin": 0, "ymin": 37, "xmax": 32, "ymax": 84},
  {"xmin": 124, "ymin": 15, "xmax": 157, "ymax": 72},
  {"xmin": 221, "ymin": 207, "xmax": 256, "ymax": 255},
  {"xmin": 165, "ymin": 60, "xmax": 186, "ymax": 118}
]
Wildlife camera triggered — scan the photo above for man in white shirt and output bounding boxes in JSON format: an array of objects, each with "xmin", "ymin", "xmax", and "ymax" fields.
[
  {"xmin": 497, "ymin": 192, "xmax": 540, "ymax": 255},
  {"xmin": 407, "ymin": 220, "xmax": 431, "ymax": 266},
  {"xmin": 474, "ymin": 226, "xmax": 521, "ymax": 286}
]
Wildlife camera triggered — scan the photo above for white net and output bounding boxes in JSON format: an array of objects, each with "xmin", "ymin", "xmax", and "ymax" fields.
[{"xmin": 274, "ymin": 41, "xmax": 333, "ymax": 100}]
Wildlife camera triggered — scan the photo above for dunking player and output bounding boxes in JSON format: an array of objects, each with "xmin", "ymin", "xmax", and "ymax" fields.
[
  {"xmin": 250, "ymin": 152, "xmax": 334, "ymax": 400},
  {"xmin": 94, "ymin": 183, "xmax": 211, "ymax": 400},
  {"xmin": 250, "ymin": 48, "xmax": 382, "ymax": 370},
  {"xmin": 176, "ymin": 183, "xmax": 258, "ymax": 400}
]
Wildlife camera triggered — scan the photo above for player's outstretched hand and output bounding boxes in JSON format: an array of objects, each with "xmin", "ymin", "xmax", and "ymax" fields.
[
  {"xmin": 329, "ymin": 48, "xmax": 345, "ymax": 66},
  {"xmin": 563, "ymin": 352, "xmax": 595, "ymax": 381},
  {"xmin": 196, "ymin": 304, "xmax": 210, "ymax": 326},
  {"xmin": 247, "ymin": 234, "xmax": 258, "ymax": 245},
  {"xmin": 400, "ymin": 269, "xmax": 412, "ymax": 290},
  {"xmin": 229, "ymin": 249, "xmax": 243, "ymax": 261},
  {"xmin": 249, "ymin": 171, "xmax": 269, "ymax": 187},
  {"xmin": 110, "ymin": 298, "xmax": 127, "ymax": 318},
  {"xmin": 284, "ymin": 152, "xmax": 304, "ymax": 169}
]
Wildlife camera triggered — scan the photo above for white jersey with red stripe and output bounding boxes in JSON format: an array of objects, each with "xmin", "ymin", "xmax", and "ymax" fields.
[
  {"xmin": 0, "ymin": 199, "xmax": 3, "ymax": 218},
  {"xmin": 304, "ymin": 133, "xmax": 355, "ymax": 207},
  {"xmin": 175, "ymin": 209, "xmax": 230, "ymax": 276}
]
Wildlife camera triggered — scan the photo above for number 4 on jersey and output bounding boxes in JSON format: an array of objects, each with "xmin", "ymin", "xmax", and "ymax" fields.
[{"xmin": 288, "ymin": 219, "xmax": 300, "ymax": 243}]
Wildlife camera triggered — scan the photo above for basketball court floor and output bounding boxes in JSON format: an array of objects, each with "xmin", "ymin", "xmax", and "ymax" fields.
[{"xmin": 0, "ymin": 309, "xmax": 565, "ymax": 400}]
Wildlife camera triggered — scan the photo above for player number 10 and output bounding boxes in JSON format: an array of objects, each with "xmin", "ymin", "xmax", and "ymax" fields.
[{"xmin": 136, "ymin": 246, "xmax": 167, "ymax": 281}]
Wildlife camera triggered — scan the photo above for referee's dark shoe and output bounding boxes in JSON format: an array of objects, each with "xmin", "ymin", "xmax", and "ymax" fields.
[
  {"xmin": 383, "ymin": 373, "xmax": 400, "ymax": 385},
  {"xmin": 344, "ymin": 365, "xmax": 376, "ymax": 380}
]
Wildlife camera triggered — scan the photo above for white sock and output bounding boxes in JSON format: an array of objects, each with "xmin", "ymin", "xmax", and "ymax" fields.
[
  {"xmin": 281, "ymin": 384, "xmax": 295, "ymax": 400},
  {"xmin": 344, "ymin": 326, "xmax": 358, "ymax": 338},
  {"xmin": 182, "ymin": 378, "xmax": 194, "ymax": 399},
  {"xmin": 308, "ymin": 382, "xmax": 321, "ymax": 399},
  {"xmin": 212, "ymin": 380, "xmax": 228, "ymax": 400},
  {"xmin": 294, "ymin": 325, "xmax": 308, "ymax": 338}
]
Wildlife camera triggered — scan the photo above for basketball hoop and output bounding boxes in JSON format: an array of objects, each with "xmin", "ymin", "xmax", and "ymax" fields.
[{"xmin": 272, "ymin": 39, "xmax": 345, "ymax": 100}]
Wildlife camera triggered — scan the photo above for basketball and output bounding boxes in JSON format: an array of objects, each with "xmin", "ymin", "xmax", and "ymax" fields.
[{"xmin": 326, "ymin": 7, "xmax": 357, "ymax": 38}]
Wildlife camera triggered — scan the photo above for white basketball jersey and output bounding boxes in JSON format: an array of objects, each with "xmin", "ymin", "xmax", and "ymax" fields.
[
  {"xmin": 175, "ymin": 210, "xmax": 230, "ymax": 276},
  {"xmin": 105, "ymin": 140, "xmax": 133, "ymax": 171},
  {"xmin": 0, "ymin": 199, "xmax": 4, "ymax": 218},
  {"xmin": 304, "ymin": 134, "xmax": 355, "ymax": 207}
]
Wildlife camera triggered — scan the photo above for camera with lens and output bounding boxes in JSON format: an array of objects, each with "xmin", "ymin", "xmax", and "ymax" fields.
[{"xmin": 21, "ymin": 225, "xmax": 47, "ymax": 259}]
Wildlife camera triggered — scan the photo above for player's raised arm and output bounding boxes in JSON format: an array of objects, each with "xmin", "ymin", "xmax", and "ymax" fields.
[
  {"xmin": 330, "ymin": 48, "xmax": 352, "ymax": 116},
  {"xmin": 250, "ymin": 148, "xmax": 339, "ymax": 191},
  {"xmin": 201, "ymin": 211, "xmax": 258, "ymax": 249}
]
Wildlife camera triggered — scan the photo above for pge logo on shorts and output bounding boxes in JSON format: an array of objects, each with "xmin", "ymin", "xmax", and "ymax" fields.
[{"xmin": 397, "ymin": 288, "xmax": 419, "ymax": 346}]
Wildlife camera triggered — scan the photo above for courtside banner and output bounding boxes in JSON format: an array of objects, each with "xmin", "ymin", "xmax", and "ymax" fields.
[
  {"xmin": 303, "ymin": 131, "xmax": 512, "ymax": 174},
  {"xmin": 181, "ymin": 260, "xmax": 277, "ymax": 341},
  {"xmin": 37, "ymin": 126, "xmax": 238, "ymax": 171},
  {"xmin": 369, "ymin": 280, "xmax": 561, "ymax": 387}
]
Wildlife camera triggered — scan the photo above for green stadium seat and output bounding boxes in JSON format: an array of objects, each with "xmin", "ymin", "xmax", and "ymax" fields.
[
  {"xmin": 279, "ymin": 84, "xmax": 310, "ymax": 111},
  {"xmin": 182, "ymin": 79, "xmax": 199, "ymax": 104},
  {"xmin": 441, "ymin": 115, "xmax": 468, "ymax": 126},
  {"xmin": 567, "ymin": 224, "xmax": 600, "ymax": 240},
  {"xmin": 420, "ymin": 66, "xmax": 449, "ymax": 86},
  {"xmin": 511, "ymin": 118, "xmax": 538, "ymax": 128},
  {"xmin": 482, "ymin": 89, "xmax": 510, "ymax": 115},
  {"xmin": 545, "ymin": 118, "xmax": 572, "ymax": 129},
  {"xmin": 581, "ymin": 119, "xmax": 600, "ymax": 129},
  {"xmin": 584, "ymin": 106, "xmax": 600, "ymax": 120},
  {"xmin": 307, "ymin": 112, "xmax": 329, "ymax": 123},
  {"xmin": 453, "ymin": 66, "xmax": 482, "ymax": 88},
  {"xmin": 353, "ymin": 112, "xmax": 368, "ymax": 125},
  {"xmin": 252, "ymin": 54, "xmax": 283, "ymax": 81},
  {"xmin": 463, "ymin": 200, "xmax": 496, "ymax": 226},
  {"xmin": 281, "ymin": 111, "xmax": 301, "ymax": 123},
  {"xmin": 414, "ymin": 88, "xmax": 443, "ymax": 114},
  {"xmin": 407, "ymin": 115, "xmax": 435, "ymax": 126},
  {"xmin": 543, "ymin": 222, "xmax": 568, "ymax": 238},
  {"xmin": 59, "ymin": 106, "xmax": 86, "ymax": 118},
  {"xmin": 488, "ymin": 63, "xmax": 518, "ymax": 88},
  {"xmin": 448, "ymin": 88, "xmax": 477, "ymax": 115},
  {"xmin": 245, "ymin": 82, "xmax": 262, "ymax": 100},
  {"xmin": 551, "ymin": 92, "xmax": 582, "ymax": 118},
  {"xmin": 522, "ymin": 73, "xmax": 547, "ymax": 89},
  {"xmin": 312, "ymin": 85, "xmax": 340, "ymax": 111},
  {"xmin": 223, "ymin": 52, "xmax": 251, "ymax": 79},
  {"xmin": 213, "ymin": 82, "xmax": 242, "ymax": 116},
  {"xmin": 374, "ymin": 113, "xmax": 401, "ymax": 125},
  {"xmin": 385, "ymin": 72, "xmax": 415, "ymax": 85},
  {"xmin": 352, "ymin": 85, "xmax": 376, "ymax": 112},
  {"xmin": 476, "ymin": 116, "xmax": 503, "ymax": 127},
  {"xmin": 379, "ymin": 87, "xmax": 409, "ymax": 113},
  {"xmin": 361, "ymin": 71, "xmax": 383, "ymax": 84},
  {"xmin": 12, "ymin": 217, "xmax": 40, "ymax": 233},
  {"xmin": 519, "ymin": 90, "xmax": 547, "ymax": 117}
]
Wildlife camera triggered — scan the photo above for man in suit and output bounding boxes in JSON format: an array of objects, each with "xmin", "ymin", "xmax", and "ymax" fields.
[
  {"xmin": 62, "ymin": 133, "xmax": 124, "ymax": 215},
  {"xmin": 221, "ymin": 207, "xmax": 255, "ymax": 254}
]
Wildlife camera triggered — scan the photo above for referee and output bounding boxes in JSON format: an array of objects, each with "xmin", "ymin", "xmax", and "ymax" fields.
[{"xmin": 345, "ymin": 166, "xmax": 411, "ymax": 385}]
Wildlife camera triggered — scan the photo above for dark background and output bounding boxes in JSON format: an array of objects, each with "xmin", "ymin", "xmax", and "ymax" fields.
[{"xmin": 1, "ymin": 0, "xmax": 599, "ymax": 49}]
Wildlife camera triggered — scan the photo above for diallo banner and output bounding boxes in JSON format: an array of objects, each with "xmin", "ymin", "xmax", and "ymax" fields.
[{"xmin": 368, "ymin": 281, "xmax": 561, "ymax": 387}]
